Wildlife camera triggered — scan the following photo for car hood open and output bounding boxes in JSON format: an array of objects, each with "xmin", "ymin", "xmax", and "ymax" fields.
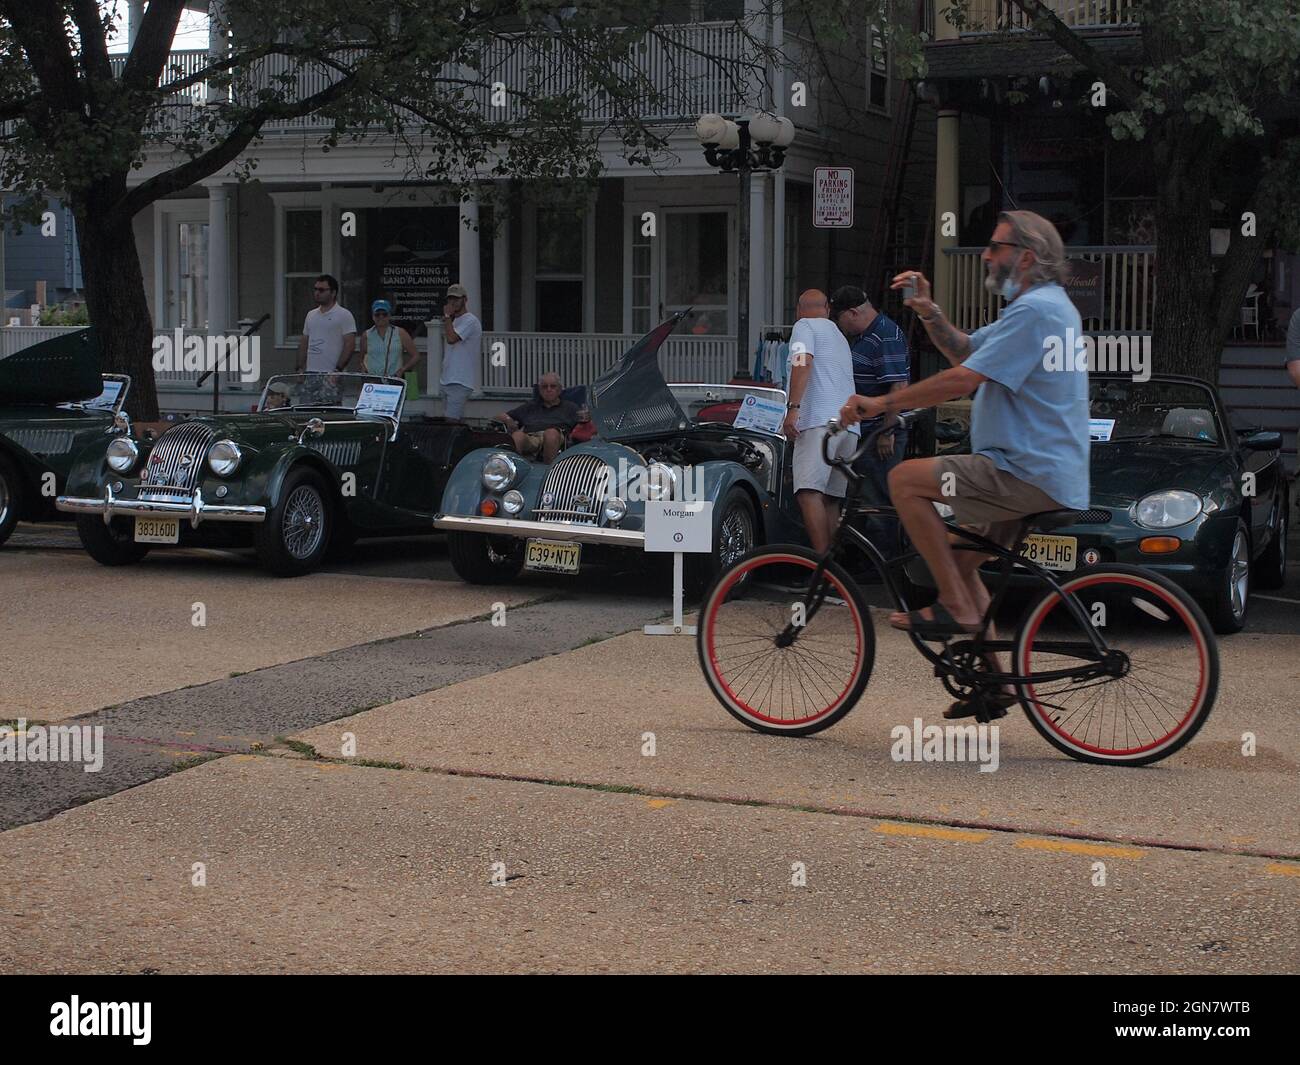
[
  {"xmin": 588, "ymin": 313, "xmax": 691, "ymax": 443},
  {"xmin": 0, "ymin": 329, "xmax": 102, "ymax": 405}
]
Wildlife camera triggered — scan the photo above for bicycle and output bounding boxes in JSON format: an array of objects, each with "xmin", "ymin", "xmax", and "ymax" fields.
[{"xmin": 696, "ymin": 411, "xmax": 1219, "ymax": 766}]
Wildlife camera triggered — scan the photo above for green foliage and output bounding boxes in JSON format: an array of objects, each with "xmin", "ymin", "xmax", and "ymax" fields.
[{"xmin": 38, "ymin": 303, "xmax": 89, "ymax": 326}]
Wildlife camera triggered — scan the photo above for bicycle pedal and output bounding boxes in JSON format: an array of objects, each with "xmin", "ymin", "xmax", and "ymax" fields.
[{"xmin": 974, "ymin": 703, "xmax": 1009, "ymax": 724}]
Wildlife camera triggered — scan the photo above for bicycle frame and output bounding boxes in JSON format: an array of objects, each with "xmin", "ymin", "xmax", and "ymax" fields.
[{"xmin": 788, "ymin": 496, "xmax": 1119, "ymax": 692}]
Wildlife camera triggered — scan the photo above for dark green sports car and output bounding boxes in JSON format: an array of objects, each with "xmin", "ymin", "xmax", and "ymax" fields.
[
  {"xmin": 58, "ymin": 373, "xmax": 510, "ymax": 576},
  {"xmin": 0, "ymin": 329, "xmax": 130, "ymax": 547},
  {"xmin": 911, "ymin": 373, "xmax": 1289, "ymax": 634}
]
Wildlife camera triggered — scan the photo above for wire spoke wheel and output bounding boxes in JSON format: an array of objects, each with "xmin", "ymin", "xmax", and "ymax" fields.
[
  {"xmin": 697, "ymin": 545, "xmax": 875, "ymax": 736},
  {"xmin": 1014, "ymin": 564, "xmax": 1218, "ymax": 765},
  {"xmin": 282, "ymin": 484, "xmax": 326, "ymax": 560}
]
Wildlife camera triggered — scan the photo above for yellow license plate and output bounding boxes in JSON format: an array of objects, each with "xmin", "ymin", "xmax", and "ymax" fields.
[
  {"xmin": 524, "ymin": 538, "xmax": 581, "ymax": 574},
  {"xmin": 1020, "ymin": 533, "xmax": 1076, "ymax": 571},
  {"xmin": 134, "ymin": 517, "xmax": 180, "ymax": 544}
]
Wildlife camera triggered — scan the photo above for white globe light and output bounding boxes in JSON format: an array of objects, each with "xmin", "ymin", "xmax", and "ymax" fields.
[
  {"xmin": 748, "ymin": 110, "xmax": 780, "ymax": 144},
  {"xmin": 773, "ymin": 116, "xmax": 795, "ymax": 147},
  {"xmin": 717, "ymin": 120, "xmax": 740, "ymax": 149},
  {"xmin": 695, "ymin": 113, "xmax": 728, "ymax": 145}
]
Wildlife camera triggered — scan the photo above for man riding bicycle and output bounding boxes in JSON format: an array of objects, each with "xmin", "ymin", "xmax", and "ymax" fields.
[{"xmin": 838, "ymin": 210, "xmax": 1090, "ymax": 716}]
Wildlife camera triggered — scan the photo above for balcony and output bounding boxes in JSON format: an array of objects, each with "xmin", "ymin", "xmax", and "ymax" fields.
[
  {"xmin": 942, "ymin": 245, "xmax": 1155, "ymax": 334},
  {"xmin": 959, "ymin": 0, "xmax": 1137, "ymax": 33},
  {"xmin": 111, "ymin": 22, "xmax": 766, "ymax": 139}
]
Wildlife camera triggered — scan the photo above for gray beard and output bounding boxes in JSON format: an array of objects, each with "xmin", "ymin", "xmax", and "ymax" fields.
[{"xmin": 983, "ymin": 261, "xmax": 1012, "ymax": 296}]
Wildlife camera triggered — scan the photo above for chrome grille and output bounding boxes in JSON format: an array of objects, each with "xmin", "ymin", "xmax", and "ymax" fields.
[
  {"xmin": 139, "ymin": 422, "xmax": 216, "ymax": 498},
  {"xmin": 535, "ymin": 454, "xmax": 610, "ymax": 525},
  {"xmin": 307, "ymin": 439, "xmax": 362, "ymax": 467},
  {"xmin": 1074, "ymin": 509, "xmax": 1113, "ymax": 524},
  {"xmin": 9, "ymin": 429, "xmax": 75, "ymax": 456}
]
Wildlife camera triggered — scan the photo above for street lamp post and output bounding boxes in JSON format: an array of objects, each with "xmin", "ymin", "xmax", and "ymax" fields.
[{"xmin": 696, "ymin": 112, "xmax": 795, "ymax": 379}]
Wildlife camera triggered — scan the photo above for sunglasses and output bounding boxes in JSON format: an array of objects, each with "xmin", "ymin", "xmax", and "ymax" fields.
[{"xmin": 987, "ymin": 240, "xmax": 1023, "ymax": 252}]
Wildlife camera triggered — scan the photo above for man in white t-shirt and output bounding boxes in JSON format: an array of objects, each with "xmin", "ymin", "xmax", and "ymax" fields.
[
  {"xmin": 296, "ymin": 274, "xmax": 357, "ymax": 373},
  {"xmin": 783, "ymin": 289, "xmax": 861, "ymax": 553},
  {"xmin": 439, "ymin": 282, "xmax": 482, "ymax": 421}
]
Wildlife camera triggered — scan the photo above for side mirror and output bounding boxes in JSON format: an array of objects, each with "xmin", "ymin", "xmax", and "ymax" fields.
[
  {"xmin": 1239, "ymin": 429, "xmax": 1281, "ymax": 451},
  {"xmin": 110, "ymin": 411, "xmax": 132, "ymax": 436}
]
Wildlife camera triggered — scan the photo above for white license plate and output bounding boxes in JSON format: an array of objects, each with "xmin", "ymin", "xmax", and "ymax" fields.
[
  {"xmin": 135, "ymin": 517, "xmax": 180, "ymax": 544},
  {"xmin": 524, "ymin": 538, "xmax": 581, "ymax": 574},
  {"xmin": 1020, "ymin": 533, "xmax": 1076, "ymax": 571}
]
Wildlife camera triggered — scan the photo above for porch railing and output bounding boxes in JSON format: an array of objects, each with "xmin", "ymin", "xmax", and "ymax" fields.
[
  {"xmin": 473, "ymin": 332, "xmax": 741, "ymax": 395},
  {"xmin": 960, "ymin": 0, "xmax": 1137, "ymax": 31},
  {"xmin": 942, "ymin": 245, "xmax": 1156, "ymax": 334},
  {"xmin": 108, "ymin": 22, "xmax": 762, "ymax": 138}
]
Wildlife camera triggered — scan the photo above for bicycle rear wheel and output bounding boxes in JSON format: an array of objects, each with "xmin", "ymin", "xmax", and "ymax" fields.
[
  {"xmin": 1013, "ymin": 564, "xmax": 1218, "ymax": 766},
  {"xmin": 697, "ymin": 544, "xmax": 875, "ymax": 736}
]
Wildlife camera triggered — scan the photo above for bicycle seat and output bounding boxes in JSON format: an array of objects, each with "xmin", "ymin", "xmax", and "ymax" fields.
[{"xmin": 1026, "ymin": 509, "xmax": 1081, "ymax": 531}]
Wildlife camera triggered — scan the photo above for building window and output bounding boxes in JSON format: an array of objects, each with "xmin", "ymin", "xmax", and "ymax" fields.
[
  {"xmin": 535, "ymin": 206, "xmax": 584, "ymax": 332},
  {"xmin": 630, "ymin": 214, "xmax": 653, "ymax": 335},
  {"xmin": 176, "ymin": 221, "xmax": 209, "ymax": 330},
  {"xmin": 867, "ymin": 25, "xmax": 889, "ymax": 113},
  {"xmin": 284, "ymin": 208, "xmax": 321, "ymax": 338},
  {"xmin": 664, "ymin": 210, "xmax": 730, "ymax": 335}
]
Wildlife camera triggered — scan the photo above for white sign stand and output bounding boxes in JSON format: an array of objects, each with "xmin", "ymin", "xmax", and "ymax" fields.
[{"xmin": 643, "ymin": 501, "xmax": 713, "ymax": 637}]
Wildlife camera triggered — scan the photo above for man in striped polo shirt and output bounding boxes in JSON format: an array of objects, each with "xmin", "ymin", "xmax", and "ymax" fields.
[{"xmin": 831, "ymin": 285, "xmax": 911, "ymax": 562}]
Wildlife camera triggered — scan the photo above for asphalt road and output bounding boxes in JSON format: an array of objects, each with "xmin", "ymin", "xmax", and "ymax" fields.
[{"xmin": 1, "ymin": 521, "xmax": 1297, "ymax": 972}]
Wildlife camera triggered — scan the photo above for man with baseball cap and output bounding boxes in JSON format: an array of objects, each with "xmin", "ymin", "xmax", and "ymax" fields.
[
  {"xmin": 439, "ymin": 282, "xmax": 482, "ymax": 421},
  {"xmin": 830, "ymin": 284, "xmax": 911, "ymax": 564}
]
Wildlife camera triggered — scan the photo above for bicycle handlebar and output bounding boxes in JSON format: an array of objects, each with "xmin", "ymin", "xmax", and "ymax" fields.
[{"xmin": 821, "ymin": 408, "xmax": 924, "ymax": 477}]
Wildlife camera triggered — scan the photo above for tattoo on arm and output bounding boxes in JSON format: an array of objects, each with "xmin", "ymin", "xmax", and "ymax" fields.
[{"xmin": 924, "ymin": 314, "xmax": 971, "ymax": 365}]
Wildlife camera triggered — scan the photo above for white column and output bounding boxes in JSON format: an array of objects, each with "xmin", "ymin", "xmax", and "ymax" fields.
[
  {"xmin": 747, "ymin": 172, "xmax": 768, "ymax": 359},
  {"xmin": 127, "ymin": 0, "xmax": 145, "ymax": 49},
  {"xmin": 772, "ymin": 170, "xmax": 786, "ymax": 327},
  {"xmin": 207, "ymin": 185, "xmax": 229, "ymax": 335},
  {"xmin": 459, "ymin": 190, "xmax": 482, "ymax": 320},
  {"xmin": 207, "ymin": 2, "xmax": 227, "ymax": 106},
  {"xmin": 493, "ymin": 187, "xmax": 510, "ymax": 332}
]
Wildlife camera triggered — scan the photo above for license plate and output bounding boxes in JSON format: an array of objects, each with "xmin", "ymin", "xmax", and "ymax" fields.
[
  {"xmin": 524, "ymin": 538, "xmax": 581, "ymax": 574},
  {"xmin": 1020, "ymin": 533, "xmax": 1076, "ymax": 571},
  {"xmin": 135, "ymin": 517, "xmax": 180, "ymax": 544}
]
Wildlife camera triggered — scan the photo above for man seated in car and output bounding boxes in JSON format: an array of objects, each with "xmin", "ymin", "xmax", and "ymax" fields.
[{"xmin": 497, "ymin": 372, "xmax": 584, "ymax": 463}]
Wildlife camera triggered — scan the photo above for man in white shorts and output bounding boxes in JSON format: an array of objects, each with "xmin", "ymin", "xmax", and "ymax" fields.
[{"xmin": 782, "ymin": 289, "xmax": 861, "ymax": 553}]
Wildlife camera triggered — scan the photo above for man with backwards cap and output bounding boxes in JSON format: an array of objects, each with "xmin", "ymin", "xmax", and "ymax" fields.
[{"xmin": 357, "ymin": 299, "xmax": 421, "ymax": 378}]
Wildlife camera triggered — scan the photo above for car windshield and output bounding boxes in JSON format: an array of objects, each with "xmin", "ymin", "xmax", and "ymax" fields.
[
  {"xmin": 259, "ymin": 373, "xmax": 406, "ymax": 419},
  {"xmin": 668, "ymin": 384, "xmax": 790, "ymax": 437},
  {"xmin": 1089, "ymin": 379, "xmax": 1223, "ymax": 447}
]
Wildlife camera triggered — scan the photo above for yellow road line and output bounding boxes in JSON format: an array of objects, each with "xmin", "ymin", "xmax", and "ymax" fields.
[
  {"xmin": 1264, "ymin": 863, "xmax": 1300, "ymax": 878},
  {"xmin": 1016, "ymin": 839, "xmax": 1145, "ymax": 859},
  {"xmin": 874, "ymin": 822, "xmax": 990, "ymax": 843},
  {"xmin": 645, "ymin": 799, "xmax": 674, "ymax": 810}
]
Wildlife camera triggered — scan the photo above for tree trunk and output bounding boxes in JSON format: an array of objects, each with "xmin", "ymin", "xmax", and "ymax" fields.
[
  {"xmin": 1150, "ymin": 127, "xmax": 1228, "ymax": 384},
  {"xmin": 74, "ymin": 185, "xmax": 160, "ymax": 421}
]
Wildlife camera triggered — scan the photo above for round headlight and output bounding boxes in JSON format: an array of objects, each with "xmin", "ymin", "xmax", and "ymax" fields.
[
  {"xmin": 106, "ymin": 437, "xmax": 139, "ymax": 473},
  {"xmin": 1133, "ymin": 489, "xmax": 1202, "ymax": 529},
  {"xmin": 645, "ymin": 462, "xmax": 677, "ymax": 501},
  {"xmin": 502, "ymin": 489, "xmax": 525, "ymax": 515},
  {"xmin": 603, "ymin": 496, "xmax": 628, "ymax": 523},
  {"xmin": 207, "ymin": 439, "xmax": 243, "ymax": 477},
  {"xmin": 482, "ymin": 452, "xmax": 519, "ymax": 492}
]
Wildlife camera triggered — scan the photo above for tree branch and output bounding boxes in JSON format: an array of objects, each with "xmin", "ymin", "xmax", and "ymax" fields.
[
  {"xmin": 119, "ymin": 0, "xmax": 187, "ymax": 92},
  {"xmin": 70, "ymin": 0, "xmax": 113, "ymax": 83}
]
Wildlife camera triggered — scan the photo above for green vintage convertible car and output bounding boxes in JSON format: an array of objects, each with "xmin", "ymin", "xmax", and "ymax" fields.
[
  {"xmin": 58, "ymin": 373, "xmax": 510, "ymax": 576},
  {"xmin": 0, "ymin": 329, "xmax": 131, "ymax": 547}
]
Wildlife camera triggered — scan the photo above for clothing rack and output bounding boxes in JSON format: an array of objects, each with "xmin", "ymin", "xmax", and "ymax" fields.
[{"xmin": 755, "ymin": 324, "xmax": 794, "ymax": 388}]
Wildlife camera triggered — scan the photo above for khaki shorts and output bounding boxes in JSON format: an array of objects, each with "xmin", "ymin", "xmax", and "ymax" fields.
[
  {"xmin": 933, "ymin": 453, "xmax": 1065, "ymax": 548},
  {"xmin": 517, "ymin": 428, "xmax": 564, "ymax": 456},
  {"xmin": 794, "ymin": 425, "xmax": 857, "ymax": 498}
]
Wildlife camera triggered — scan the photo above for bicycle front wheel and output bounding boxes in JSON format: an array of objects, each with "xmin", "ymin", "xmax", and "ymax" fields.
[
  {"xmin": 1013, "ymin": 564, "xmax": 1218, "ymax": 766},
  {"xmin": 697, "ymin": 544, "xmax": 875, "ymax": 736}
]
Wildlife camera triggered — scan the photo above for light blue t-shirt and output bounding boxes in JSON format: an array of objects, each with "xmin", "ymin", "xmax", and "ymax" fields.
[{"xmin": 964, "ymin": 282, "xmax": 1090, "ymax": 510}]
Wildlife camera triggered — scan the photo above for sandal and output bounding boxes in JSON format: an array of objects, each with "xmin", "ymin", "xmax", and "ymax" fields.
[
  {"xmin": 890, "ymin": 602, "xmax": 982, "ymax": 638},
  {"xmin": 944, "ymin": 690, "xmax": 1017, "ymax": 721}
]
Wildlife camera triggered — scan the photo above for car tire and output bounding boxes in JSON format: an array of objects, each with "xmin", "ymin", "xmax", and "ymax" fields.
[
  {"xmin": 1254, "ymin": 488, "xmax": 1288, "ymax": 590},
  {"xmin": 0, "ymin": 452, "xmax": 22, "ymax": 547},
  {"xmin": 1204, "ymin": 518, "xmax": 1250, "ymax": 634},
  {"xmin": 254, "ymin": 467, "xmax": 332, "ymax": 577},
  {"xmin": 447, "ymin": 531, "xmax": 525, "ymax": 584},
  {"xmin": 685, "ymin": 488, "xmax": 757, "ymax": 598},
  {"xmin": 76, "ymin": 514, "xmax": 151, "ymax": 566}
]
